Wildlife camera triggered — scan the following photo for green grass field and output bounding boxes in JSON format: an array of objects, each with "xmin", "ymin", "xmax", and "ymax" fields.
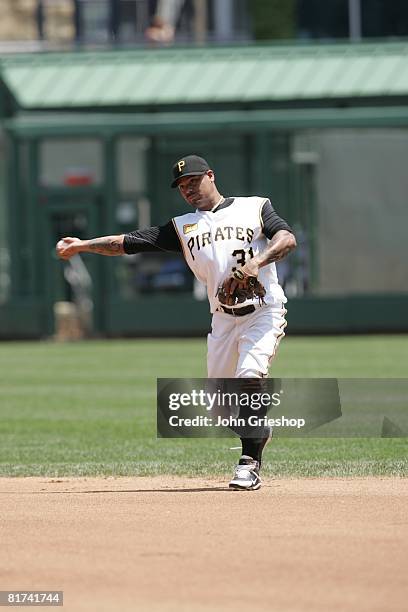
[{"xmin": 0, "ymin": 335, "xmax": 407, "ymax": 478}]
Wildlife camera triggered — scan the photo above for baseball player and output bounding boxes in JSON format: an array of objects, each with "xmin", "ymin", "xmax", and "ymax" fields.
[{"xmin": 56, "ymin": 155, "xmax": 296, "ymax": 490}]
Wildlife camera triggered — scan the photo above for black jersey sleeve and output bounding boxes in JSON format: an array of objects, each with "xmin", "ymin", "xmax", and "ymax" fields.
[
  {"xmin": 261, "ymin": 199, "xmax": 293, "ymax": 239},
  {"xmin": 123, "ymin": 220, "xmax": 182, "ymax": 254}
]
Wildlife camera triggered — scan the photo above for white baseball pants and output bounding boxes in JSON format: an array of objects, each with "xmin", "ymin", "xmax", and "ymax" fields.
[{"xmin": 207, "ymin": 304, "xmax": 287, "ymax": 378}]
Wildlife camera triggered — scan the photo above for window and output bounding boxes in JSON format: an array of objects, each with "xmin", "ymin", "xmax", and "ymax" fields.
[{"xmin": 40, "ymin": 138, "xmax": 102, "ymax": 187}]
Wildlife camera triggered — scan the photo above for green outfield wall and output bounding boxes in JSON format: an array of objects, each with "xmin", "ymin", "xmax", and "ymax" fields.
[
  {"xmin": 1, "ymin": 44, "xmax": 408, "ymax": 338},
  {"xmin": 0, "ymin": 294, "xmax": 407, "ymax": 339}
]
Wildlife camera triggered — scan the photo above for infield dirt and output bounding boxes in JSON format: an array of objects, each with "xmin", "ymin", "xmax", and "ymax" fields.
[{"xmin": 1, "ymin": 477, "xmax": 406, "ymax": 611}]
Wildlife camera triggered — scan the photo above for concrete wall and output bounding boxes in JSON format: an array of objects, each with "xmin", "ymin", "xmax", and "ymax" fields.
[
  {"xmin": 0, "ymin": 0, "xmax": 74, "ymax": 42},
  {"xmin": 294, "ymin": 129, "xmax": 408, "ymax": 295}
]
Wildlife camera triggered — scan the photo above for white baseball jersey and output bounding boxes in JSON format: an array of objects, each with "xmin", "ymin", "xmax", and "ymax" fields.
[{"xmin": 172, "ymin": 196, "xmax": 286, "ymax": 313}]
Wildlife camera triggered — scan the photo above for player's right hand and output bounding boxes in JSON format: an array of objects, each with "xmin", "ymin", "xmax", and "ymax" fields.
[{"xmin": 56, "ymin": 237, "xmax": 82, "ymax": 260}]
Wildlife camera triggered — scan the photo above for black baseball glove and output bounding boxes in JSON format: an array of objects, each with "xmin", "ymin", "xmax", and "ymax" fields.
[{"xmin": 217, "ymin": 269, "xmax": 266, "ymax": 307}]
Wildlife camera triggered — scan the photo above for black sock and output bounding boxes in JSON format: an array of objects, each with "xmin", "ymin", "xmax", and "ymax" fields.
[{"xmin": 241, "ymin": 437, "xmax": 269, "ymax": 465}]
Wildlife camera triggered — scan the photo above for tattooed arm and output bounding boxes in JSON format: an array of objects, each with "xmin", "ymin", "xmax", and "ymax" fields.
[
  {"xmin": 56, "ymin": 235, "xmax": 125, "ymax": 260},
  {"xmin": 239, "ymin": 230, "xmax": 297, "ymax": 278}
]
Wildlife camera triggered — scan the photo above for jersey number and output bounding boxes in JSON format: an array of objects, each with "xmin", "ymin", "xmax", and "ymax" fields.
[{"xmin": 231, "ymin": 247, "xmax": 254, "ymax": 271}]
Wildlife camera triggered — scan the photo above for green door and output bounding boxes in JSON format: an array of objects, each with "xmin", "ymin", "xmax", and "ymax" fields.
[
  {"xmin": 290, "ymin": 162, "xmax": 318, "ymax": 293},
  {"xmin": 43, "ymin": 194, "xmax": 105, "ymax": 336}
]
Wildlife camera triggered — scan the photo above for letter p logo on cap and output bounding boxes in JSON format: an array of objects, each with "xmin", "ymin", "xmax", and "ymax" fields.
[{"xmin": 171, "ymin": 155, "xmax": 210, "ymax": 188}]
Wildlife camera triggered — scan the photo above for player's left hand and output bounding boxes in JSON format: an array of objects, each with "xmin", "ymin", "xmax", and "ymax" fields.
[
  {"xmin": 217, "ymin": 266, "xmax": 266, "ymax": 307},
  {"xmin": 226, "ymin": 260, "xmax": 260, "ymax": 296}
]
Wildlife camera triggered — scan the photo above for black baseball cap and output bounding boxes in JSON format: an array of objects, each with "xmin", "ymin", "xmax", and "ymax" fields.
[{"xmin": 171, "ymin": 155, "xmax": 210, "ymax": 188}]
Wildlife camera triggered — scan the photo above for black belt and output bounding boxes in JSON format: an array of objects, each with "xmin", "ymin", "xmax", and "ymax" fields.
[{"xmin": 219, "ymin": 304, "xmax": 256, "ymax": 317}]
